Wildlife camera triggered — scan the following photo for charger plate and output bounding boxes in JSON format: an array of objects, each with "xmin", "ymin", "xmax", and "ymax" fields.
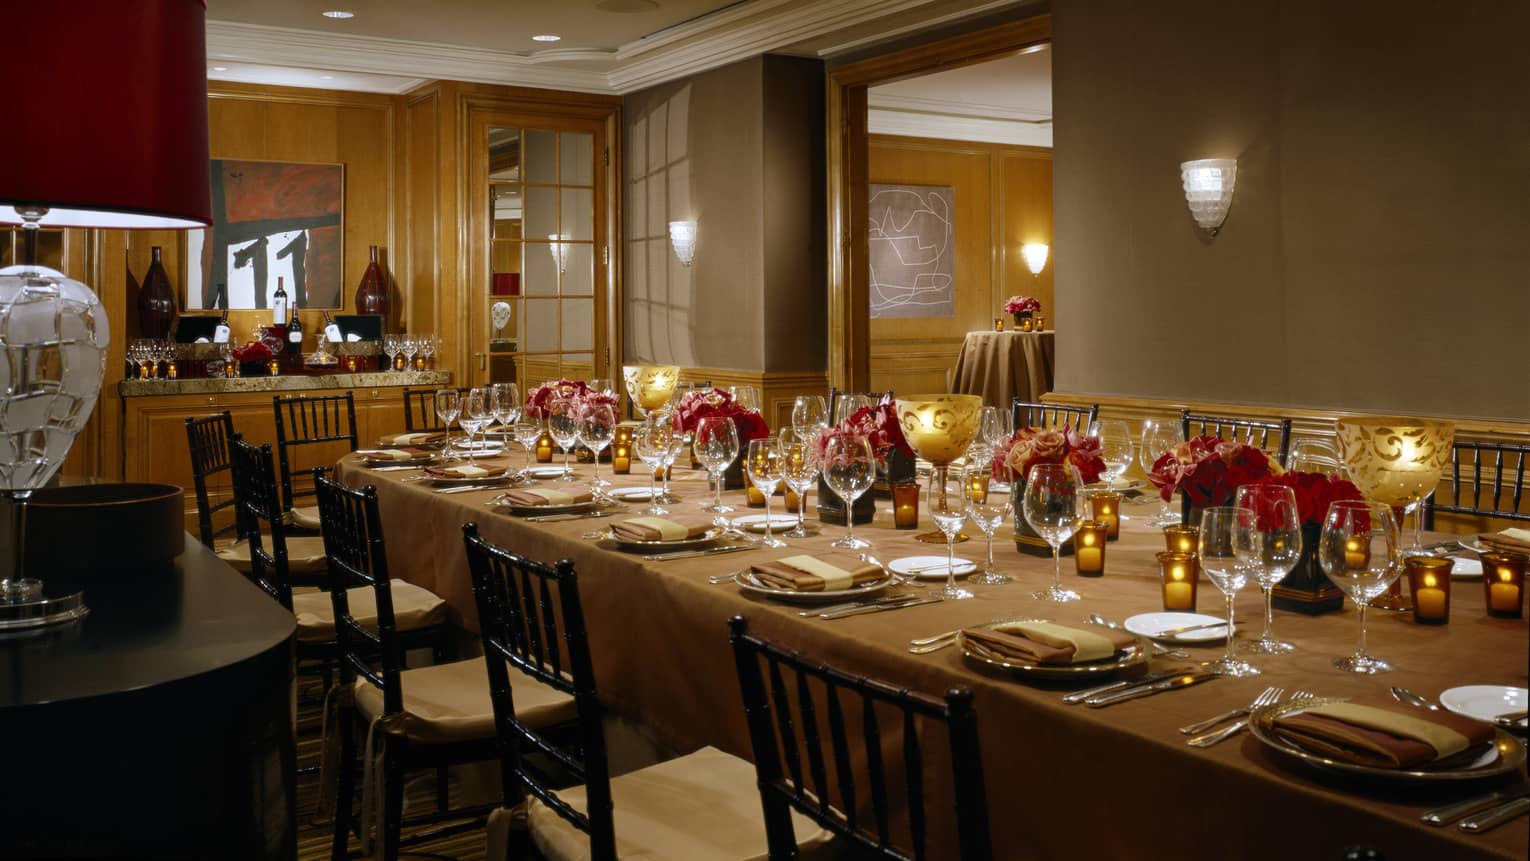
[
  {"xmin": 958, "ymin": 623, "xmax": 1148, "ymax": 679},
  {"xmin": 735, "ymin": 570, "xmax": 895, "ymax": 603},
  {"xmin": 611, "ymin": 527, "xmax": 723, "ymax": 553}
]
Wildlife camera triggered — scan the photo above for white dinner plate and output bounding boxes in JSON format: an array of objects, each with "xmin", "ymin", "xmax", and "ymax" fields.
[
  {"xmin": 453, "ymin": 439, "xmax": 505, "ymax": 452},
  {"xmin": 606, "ymin": 486, "xmax": 658, "ymax": 501},
  {"xmin": 731, "ymin": 513, "xmax": 798, "ymax": 533},
  {"xmin": 524, "ymin": 466, "xmax": 572, "ymax": 479},
  {"xmin": 735, "ymin": 570, "xmax": 895, "ymax": 603},
  {"xmin": 1448, "ymin": 557, "xmax": 1483, "ymax": 580},
  {"xmin": 1439, "ymin": 685, "xmax": 1529, "ymax": 723},
  {"xmin": 888, "ymin": 555, "xmax": 976, "ymax": 580},
  {"xmin": 1123, "ymin": 611, "xmax": 1229, "ymax": 643}
]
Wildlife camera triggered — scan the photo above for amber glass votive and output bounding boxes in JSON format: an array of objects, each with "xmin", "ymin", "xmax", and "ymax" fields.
[
  {"xmin": 1157, "ymin": 551, "xmax": 1199, "ymax": 611},
  {"xmin": 1020, "ymin": 318, "xmax": 1034, "ymax": 332},
  {"xmin": 892, "ymin": 482, "xmax": 920, "ymax": 529},
  {"xmin": 1164, "ymin": 525, "xmax": 1198, "ymax": 554},
  {"xmin": 1090, "ymin": 491, "xmax": 1121, "ymax": 539},
  {"xmin": 994, "ymin": 317, "xmax": 1005, "ymax": 332},
  {"xmin": 1404, "ymin": 556, "xmax": 1454, "ymax": 625},
  {"xmin": 785, "ymin": 488, "xmax": 801, "ymax": 513},
  {"xmin": 1481, "ymin": 551, "xmax": 1527, "ymax": 618},
  {"xmin": 611, "ymin": 443, "xmax": 631, "ymax": 474},
  {"xmin": 535, "ymin": 430, "xmax": 554, "ymax": 462},
  {"xmin": 1074, "ymin": 521, "xmax": 1108, "ymax": 577},
  {"xmin": 967, "ymin": 472, "xmax": 990, "ymax": 505},
  {"xmin": 1034, "ymin": 314, "xmax": 1045, "ymax": 330},
  {"xmin": 267, "ymin": 358, "xmax": 280, "ymax": 376}
]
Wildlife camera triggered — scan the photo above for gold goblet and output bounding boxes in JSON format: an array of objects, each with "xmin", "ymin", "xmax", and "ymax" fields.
[
  {"xmin": 621, "ymin": 365, "xmax": 680, "ymax": 419},
  {"xmin": 1336, "ymin": 415, "xmax": 1454, "ymax": 610},
  {"xmin": 897, "ymin": 394, "xmax": 984, "ymax": 544}
]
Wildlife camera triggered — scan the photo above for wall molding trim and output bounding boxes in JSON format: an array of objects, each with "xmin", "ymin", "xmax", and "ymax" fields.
[{"xmin": 868, "ymin": 109, "xmax": 1052, "ymax": 147}]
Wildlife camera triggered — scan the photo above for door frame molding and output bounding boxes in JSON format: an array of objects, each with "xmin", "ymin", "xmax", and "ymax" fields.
[{"xmin": 825, "ymin": 14, "xmax": 1051, "ymax": 391}]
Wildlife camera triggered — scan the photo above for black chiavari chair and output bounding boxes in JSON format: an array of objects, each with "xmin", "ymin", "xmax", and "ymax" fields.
[
  {"xmin": 1010, "ymin": 399, "xmax": 1097, "ymax": 432},
  {"xmin": 272, "ymin": 393, "xmax": 358, "ymax": 531},
  {"xmin": 402, "ymin": 385, "xmax": 471, "ymax": 433},
  {"xmin": 186, "ymin": 410, "xmax": 239, "ymax": 549},
  {"xmin": 1424, "ymin": 440, "xmax": 1530, "ymax": 528},
  {"xmin": 1179, "ymin": 409, "xmax": 1292, "ymax": 463}
]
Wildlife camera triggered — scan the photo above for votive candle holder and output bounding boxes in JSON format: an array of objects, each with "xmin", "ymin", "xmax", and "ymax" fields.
[
  {"xmin": 1404, "ymin": 556, "xmax": 1453, "ymax": 625},
  {"xmin": 536, "ymin": 430, "xmax": 554, "ymax": 462},
  {"xmin": 892, "ymin": 482, "xmax": 920, "ymax": 530},
  {"xmin": 1481, "ymin": 551, "xmax": 1527, "ymax": 618},
  {"xmin": 1090, "ymin": 491, "xmax": 1121, "ymax": 539},
  {"xmin": 1074, "ymin": 520, "xmax": 1107, "ymax": 577},
  {"xmin": 994, "ymin": 317, "xmax": 1005, "ymax": 332},
  {"xmin": 1164, "ymin": 525, "xmax": 1198, "ymax": 554},
  {"xmin": 1157, "ymin": 551, "xmax": 1199, "ymax": 611}
]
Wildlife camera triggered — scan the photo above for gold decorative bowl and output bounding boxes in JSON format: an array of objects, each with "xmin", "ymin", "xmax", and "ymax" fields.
[
  {"xmin": 895, "ymin": 394, "xmax": 983, "ymax": 466},
  {"xmin": 1334, "ymin": 415, "xmax": 1454, "ymax": 507},
  {"xmin": 621, "ymin": 364, "xmax": 680, "ymax": 414}
]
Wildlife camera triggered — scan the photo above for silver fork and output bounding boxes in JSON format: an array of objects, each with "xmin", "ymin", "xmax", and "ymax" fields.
[
  {"xmin": 1180, "ymin": 686, "xmax": 1282, "ymax": 735},
  {"xmin": 1187, "ymin": 689, "xmax": 1313, "ymax": 748},
  {"xmin": 906, "ymin": 618, "xmax": 1046, "ymax": 654}
]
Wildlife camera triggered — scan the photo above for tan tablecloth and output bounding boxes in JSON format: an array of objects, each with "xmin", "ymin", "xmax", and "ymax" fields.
[
  {"xmin": 949, "ymin": 330, "xmax": 1055, "ymax": 409},
  {"xmin": 336, "ymin": 456, "xmax": 1528, "ymax": 861}
]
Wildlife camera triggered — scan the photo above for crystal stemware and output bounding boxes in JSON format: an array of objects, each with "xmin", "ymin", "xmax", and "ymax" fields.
[
  {"xmin": 778, "ymin": 430, "xmax": 820, "ymax": 539},
  {"xmin": 791, "ymin": 395, "xmax": 829, "ymax": 436},
  {"xmin": 1199, "ymin": 506, "xmax": 1260, "ymax": 677},
  {"xmin": 459, "ymin": 388, "xmax": 493, "ymax": 466},
  {"xmin": 1234, "ymin": 484, "xmax": 1302, "ymax": 655},
  {"xmin": 1335, "ymin": 416, "xmax": 1453, "ymax": 558},
  {"xmin": 1139, "ymin": 419, "xmax": 1184, "ymax": 526},
  {"xmin": 1319, "ymin": 499, "xmax": 1402, "ymax": 674},
  {"xmin": 729, "ymin": 385, "xmax": 761, "ymax": 414},
  {"xmin": 1023, "ymin": 463, "xmax": 1084, "ymax": 602},
  {"xmin": 382, "ymin": 334, "xmax": 398, "ymax": 369},
  {"xmin": 931, "ymin": 468, "xmax": 974, "ymax": 600},
  {"xmin": 634, "ymin": 422, "xmax": 675, "ymax": 516},
  {"xmin": 833, "ymin": 393, "xmax": 875, "ymax": 425},
  {"xmin": 822, "ymin": 434, "xmax": 874, "ymax": 550},
  {"xmin": 966, "ymin": 464, "xmax": 1013, "ymax": 586},
  {"xmin": 419, "ymin": 334, "xmax": 436, "ymax": 369},
  {"xmin": 1090, "ymin": 419, "xmax": 1134, "ymax": 489},
  {"xmin": 546, "ymin": 396, "xmax": 580, "ymax": 482},
  {"xmin": 745, "ymin": 437, "xmax": 787, "ymax": 549},
  {"xmin": 897, "ymin": 394, "xmax": 983, "ymax": 545},
  {"xmin": 434, "ymin": 389, "xmax": 461, "ymax": 458},
  {"xmin": 580, "ymin": 402, "xmax": 616, "ymax": 492},
  {"xmin": 513, "ymin": 418, "xmax": 544, "ymax": 475},
  {"xmin": 490, "ymin": 382, "xmax": 520, "ymax": 444},
  {"xmin": 695, "ymin": 416, "xmax": 740, "ymax": 514}
]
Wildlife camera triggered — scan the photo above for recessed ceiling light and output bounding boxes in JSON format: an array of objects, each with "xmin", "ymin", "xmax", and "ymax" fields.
[
  {"xmin": 322, "ymin": 10, "xmax": 354, "ymax": 19},
  {"xmin": 532, "ymin": 34, "xmax": 561, "ymax": 42},
  {"xmin": 211, "ymin": 66, "xmax": 229, "ymax": 72}
]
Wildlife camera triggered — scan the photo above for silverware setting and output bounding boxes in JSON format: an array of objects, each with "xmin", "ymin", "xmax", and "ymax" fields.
[
  {"xmin": 1184, "ymin": 689, "xmax": 1314, "ymax": 748},
  {"xmin": 813, "ymin": 593, "xmax": 926, "ymax": 618},
  {"xmin": 1394, "ymin": 686, "xmax": 1528, "ymax": 731},
  {"xmin": 1084, "ymin": 671, "xmax": 1219, "ymax": 708},
  {"xmin": 1147, "ymin": 619, "xmax": 1228, "ymax": 639},
  {"xmin": 1062, "ymin": 672, "xmax": 1181, "ymax": 705},
  {"xmin": 525, "ymin": 510, "xmax": 618, "ymax": 523},
  {"xmin": 1181, "ymin": 686, "xmax": 1284, "ymax": 736},
  {"xmin": 643, "ymin": 544, "xmax": 757, "ymax": 562},
  {"xmin": 1458, "ymin": 797, "xmax": 1530, "ymax": 833},
  {"xmin": 370, "ymin": 464, "xmax": 425, "ymax": 472},
  {"xmin": 905, "ymin": 618, "xmax": 1046, "ymax": 654},
  {"xmin": 1086, "ymin": 613, "xmax": 1190, "ymax": 659},
  {"xmin": 819, "ymin": 595, "xmax": 943, "ymax": 620},
  {"xmin": 1422, "ymin": 784, "xmax": 1530, "ymax": 828},
  {"xmin": 708, "ymin": 570, "xmax": 741, "ymax": 585}
]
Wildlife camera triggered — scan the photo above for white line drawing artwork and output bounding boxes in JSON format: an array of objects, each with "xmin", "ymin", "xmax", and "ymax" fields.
[{"xmin": 868, "ymin": 183, "xmax": 955, "ymax": 319}]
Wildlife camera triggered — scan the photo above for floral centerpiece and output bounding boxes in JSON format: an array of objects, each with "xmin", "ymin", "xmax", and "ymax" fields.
[
  {"xmin": 1243, "ymin": 471, "xmax": 1364, "ymax": 528},
  {"xmin": 1241, "ymin": 470, "xmax": 1365, "ymax": 614},
  {"xmin": 1147, "ymin": 435, "xmax": 1282, "ymax": 509},
  {"xmin": 1003, "ymin": 295, "xmax": 1041, "ymax": 323},
  {"xmin": 670, "ymin": 388, "xmax": 770, "ymax": 443},
  {"xmin": 993, "ymin": 426, "xmax": 1106, "ymax": 484},
  {"xmin": 524, "ymin": 379, "xmax": 590, "ymax": 419},
  {"xmin": 816, "ymin": 397, "xmax": 913, "ymax": 525}
]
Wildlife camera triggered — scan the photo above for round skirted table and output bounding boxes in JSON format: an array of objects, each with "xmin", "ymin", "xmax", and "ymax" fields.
[
  {"xmin": 0, "ymin": 536, "xmax": 297, "ymax": 860},
  {"xmin": 949, "ymin": 329, "xmax": 1055, "ymax": 409}
]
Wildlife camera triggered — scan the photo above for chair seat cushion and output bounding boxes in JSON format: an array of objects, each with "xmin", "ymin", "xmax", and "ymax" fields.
[
  {"xmin": 286, "ymin": 504, "xmax": 323, "ymax": 531},
  {"xmin": 291, "ymin": 580, "xmax": 448, "ymax": 642},
  {"xmin": 354, "ymin": 656, "xmax": 575, "ymax": 744},
  {"xmin": 528, "ymin": 746, "xmax": 837, "ymax": 861},
  {"xmin": 216, "ymin": 535, "xmax": 329, "ymax": 576}
]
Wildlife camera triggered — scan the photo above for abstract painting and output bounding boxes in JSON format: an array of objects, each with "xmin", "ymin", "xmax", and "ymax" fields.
[
  {"xmin": 868, "ymin": 183, "xmax": 954, "ymax": 319},
  {"xmin": 186, "ymin": 160, "xmax": 344, "ymax": 310}
]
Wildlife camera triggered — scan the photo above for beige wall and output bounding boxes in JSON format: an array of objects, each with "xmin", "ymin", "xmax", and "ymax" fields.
[{"xmin": 1052, "ymin": 0, "xmax": 1530, "ymax": 421}]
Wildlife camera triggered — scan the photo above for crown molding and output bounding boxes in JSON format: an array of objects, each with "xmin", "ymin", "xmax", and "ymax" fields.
[
  {"xmin": 868, "ymin": 92, "xmax": 1050, "ymax": 123},
  {"xmin": 813, "ymin": 0, "xmax": 1029, "ymax": 56},
  {"xmin": 868, "ymin": 108, "xmax": 1052, "ymax": 147}
]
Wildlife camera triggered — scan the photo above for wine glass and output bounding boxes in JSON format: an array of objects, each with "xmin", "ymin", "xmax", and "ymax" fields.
[
  {"xmin": 694, "ymin": 416, "xmax": 740, "ymax": 514},
  {"xmin": 822, "ymin": 434, "xmax": 874, "ymax": 550},
  {"xmin": 634, "ymin": 421, "xmax": 675, "ymax": 516},
  {"xmin": 1090, "ymin": 420, "xmax": 1134, "ymax": 489},
  {"xmin": 1023, "ymin": 463, "xmax": 1084, "ymax": 602},
  {"xmin": 930, "ymin": 468, "xmax": 974, "ymax": 600},
  {"xmin": 966, "ymin": 465, "xmax": 1013, "ymax": 586},
  {"xmin": 587, "ymin": 378, "xmax": 613, "ymax": 397},
  {"xmin": 778, "ymin": 430, "xmax": 820, "ymax": 539},
  {"xmin": 1139, "ymin": 419, "xmax": 1184, "ymax": 526},
  {"xmin": 580, "ymin": 402, "xmax": 616, "ymax": 491},
  {"xmin": 419, "ymin": 335, "xmax": 436, "ymax": 369},
  {"xmin": 546, "ymin": 396, "xmax": 580, "ymax": 482},
  {"xmin": 729, "ymin": 385, "xmax": 761, "ymax": 414},
  {"xmin": 434, "ymin": 389, "xmax": 461, "ymax": 457},
  {"xmin": 1199, "ymin": 506, "xmax": 1261, "ymax": 677},
  {"xmin": 459, "ymin": 388, "xmax": 494, "ymax": 466},
  {"xmin": 1234, "ymin": 484, "xmax": 1303, "ymax": 655},
  {"xmin": 832, "ymin": 393, "xmax": 874, "ymax": 424},
  {"xmin": 513, "ymin": 417, "xmax": 544, "ymax": 475},
  {"xmin": 791, "ymin": 395, "xmax": 829, "ymax": 436},
  {"xmin": 1285, "ymin": 439, "xmax": 1344, "ymax": 476},
  {"xmin": 744, "ymin": 438, "xmax": 788, "ymax": 549},
  {"xmin": 402, "ymin": 336, "xmax": 420, "ymax": 371},
  {"xmin": 491, "ymin": 382, "xmax": 520, "ymax": 444},
  {"xmin": 1319, "ymin": 499, "xmax": 1402, "ymax": 674}
]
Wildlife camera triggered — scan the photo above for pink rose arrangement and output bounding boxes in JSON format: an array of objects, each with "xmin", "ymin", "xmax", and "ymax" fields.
[
  {"xmin": 1148, "ymin": 436, "xmax": 1282, "ymax": 509},
  {"xmin": 524, "ymin": 379, "xmax": 590, "ymax": 419},
  {"xmin": 993, "ymin": 425, "xmax": 1106, "ymax": 484},
  {"xmin": 816, "ymin": 398, "xmax": 913, "ymax": 470},
  {"xmin": 1003, "ymin": 295, "xmax": 1041, "ymax": 315},
  {"xmin": 669, "ymin": 388, "xmax": 770, "ymax": 443}
]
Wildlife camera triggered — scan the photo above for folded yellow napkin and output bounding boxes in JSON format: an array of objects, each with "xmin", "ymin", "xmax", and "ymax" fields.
[
  {"xmin": 612, "ymin": 515, "xmax": 713, "ymax": 542},
  {"xmin": 424, "ymin": 462, "xmax": 507, "ymax": 479},
  {"xmin": 962, "ymin": 622, "xmax": 1135, "ymax": 665},
  {"xmin": 1479, "ymin": 527, "xmax": 1530, "ymax": 555},
  {"xmin": 384, "ymin": 431, "xmax": 447, "ymax": 446},
  {"xmin": 501, "ymin": 487, "xmax": 593, "ymax": 506},
  {"xmin": 1270, "ymin": 696, "xmax": 1494, "ymax": 769},
  {"xmin": 362, "ymin": 447, "xmax": 427, "ymax": 463},
  {"xmin": 750, "ymin": 554, "xmax": 884, "ymax": 592}
]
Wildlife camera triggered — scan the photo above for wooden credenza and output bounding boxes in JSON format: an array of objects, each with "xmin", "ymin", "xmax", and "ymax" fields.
[{"xmin": 120, "ymin": 370, "xmax": 450, "ymax": 532}]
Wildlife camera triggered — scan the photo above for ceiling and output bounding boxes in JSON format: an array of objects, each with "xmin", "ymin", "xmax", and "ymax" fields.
[
  {"xmin": 204, "ymin": 0, "xmax": 1040, "ymax": 95},
  {"xmin": 868, "ymin": 45, "xmax": 1052, "ymax": 147}
]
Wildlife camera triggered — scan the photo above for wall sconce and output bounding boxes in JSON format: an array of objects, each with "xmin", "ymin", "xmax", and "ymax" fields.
[
  {"xmin": 546, "ymin": 234, "xmax": 569, "ymax": 273},
  {"xmin": 1021, "ymin": 243, "xmax": 1049, "ymax": 277},
  {"xmin": 668, "ymin": 220, "xmax": 696, "ymax": 267},
  {"xmin": 1180, "ymin": 158, "xmax": 1237, "ymax": 236}
]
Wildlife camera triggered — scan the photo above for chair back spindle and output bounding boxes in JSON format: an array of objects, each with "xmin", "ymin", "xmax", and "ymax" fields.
[
  {"xmin": 402, "ymin": 386, "xmax": 471, "ymax": 433},
  {"xmin": 1009, "ymin": 399, "xmax": 1097, "ymax": 433},
  {"xmin": 186, "ymin": 410, "xmax": 239, "ymax": 548},
  {"xmin": 227, "ymin": 435, "xmax": 294, "ymax": 609},
  {"xmin": 1179, "ymin": 409, "xmax": 1292, "ymax": 463},
  {"xmin": 1424, "ymin": 440, "xmax": 1530, "ymax": 528},
  {"xmin": 273, "ymin": 393, "xmax": 359, "ymax": 513}
]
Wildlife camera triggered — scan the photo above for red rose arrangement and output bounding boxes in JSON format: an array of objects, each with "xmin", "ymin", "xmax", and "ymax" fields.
[
  {"xmin": 1003, "ymin": 295, "xmax": 1041, "ymax": 315},
  {"xmin": 993, "ymin": 425, "xmax": 1106, "ymax": 484},
  {"xmin": 231, "ymin": 340, "xmax": 272, "ymax": 363},
  {"xmin": 816, "ymin": 398, "xmax": 913, "ymax": 470},
  {"xmin": 669, "ymin": 388, "xmax": 770, "ymax": 444},
  {"xmin": 1242, "ymin": 471, "xmax": 1364, "ymax": 528},
  {"xmin": 1148, "ymin": 435, "xmax": 1281, "ymax": 508},
  {"xmin": 572, "ymin": 390, "xmax": 618, "ymax": 422},
  {"xmin": 524, "ymin": 379, "xmax": 590, "ymax": 419}
]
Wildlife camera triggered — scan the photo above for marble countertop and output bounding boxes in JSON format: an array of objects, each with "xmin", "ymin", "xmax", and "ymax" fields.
[{"xmin": 118, "ymin": 370, "xmax": 451, "ymax": 397}]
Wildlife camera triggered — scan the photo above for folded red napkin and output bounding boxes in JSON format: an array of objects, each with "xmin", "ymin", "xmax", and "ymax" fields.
[
  {"xmin": 362, "ymin": 447, "xmax": 429, "ymax": 464},
  {"xmin": 1478, "ymin": 528, "xmax": 1530, "ymax": 555},
  {"xmin": 500, "ymin": 487, "xmax": 593, "ymax": 506},
  {"xmin": 611, "ymin": 515, "xmax": 713, "ymax": 542},
  {"xmin": 1269, "ymin": 695, "xmax": 1495, "ymax": 769},
  {"xmin": 750, "ymin": 553, "xmax": 884, "ymax": 592},
  {"xmin": 962, "ymin": 622, "xmax": 1136, "ymax": 665},
  {"xmin": 423, "ymin": 462, "xmax": 507, "ymax": 479}
]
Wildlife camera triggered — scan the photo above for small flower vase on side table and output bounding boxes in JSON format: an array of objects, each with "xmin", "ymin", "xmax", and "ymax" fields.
[{"xmin": 1272, "ymin": 521, "xmax": 1345, "ymax": 615}]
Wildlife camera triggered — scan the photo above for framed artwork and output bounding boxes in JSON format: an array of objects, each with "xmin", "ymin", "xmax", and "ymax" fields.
[
  {"xmin": 186, "ymin": 159, "xmax": 345, "ymax": 310},
  {"xmin": 867, "ymin": 183, "xmax": 955, "ymax": 319}
]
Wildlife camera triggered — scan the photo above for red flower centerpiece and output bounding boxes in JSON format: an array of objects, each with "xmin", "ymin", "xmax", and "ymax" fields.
[
  {"xmin": 993, "ymin": 425, "xmax": 1106, "ymax": 484},
  {"xmin": 1241, "ymin": 470, "xmax": 1365, "ymax": 615},
  {"xmin": 1003, "ymin": 295, "xmax": 1041, "ymax": 316},
  {"xmin": 670, "ymin": 388, "xmax": 770, "ymax": 443},
  {"xmin": 524, "ymin": 379, "xmax": 590, "ymax": 419},
  {"xmin": 816, "ymin": 398, "xmax": 913, "ymax": 470},
  {"xmin": 1147, "ymin": 435, "xmax": 1282, "ymax": 509},
  {"xmin": 1243, "ymin": 471, "xmax": 1364, "ymax": 528}
]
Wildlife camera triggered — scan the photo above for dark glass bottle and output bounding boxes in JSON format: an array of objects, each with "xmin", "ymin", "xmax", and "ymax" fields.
[
  {"xmin": 286, "ymin": 301, "xmax": 303, "ymax": 355},
  {"xmin": 271, "ymin": 276, "xmax": 289, "ymax": 327},
  {"xmin": 355, "ymin": 245, "xmax": 389, "ymax": 318},
  {"xmin": 137, "ymin": 246, "xmax": 176, "ymax": 339}
]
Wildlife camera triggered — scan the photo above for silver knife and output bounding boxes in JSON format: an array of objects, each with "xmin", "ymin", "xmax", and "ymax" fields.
[
  {"xmin": 1422, "ymin": 785, "xmax": 1530, "ymax": 826},
  {"xmin": 803, "ymin": 593, "xmax": 919, "ymax": 617},
  {"xmin": 1459, "ymin": 797, "xmax": 1530, "ymax": 833},
  {"xmin": 643, "ymin": 545, "xmax": 756, "ymax": 561},
  {"xmin": 820, "ymin": 596, "xmax": 942, "ymax": 620},
  {"xmin": 1150, "ymin": 620, "xmax": 1229, "ymax": 639},
  {"xmin": 525, "ymin": 511, "xmax": 618, "ymax": 523},
  {"xmin": 1086, "ymin": 672, "xmax": 1218, "ymax": 707},
  {"xmin": 435, "ymin": 483, "xmax": 507, "ymax": 494},
  {"xmin": 1062, "ymin": 672, "xmax": 1181, "ymax": 705}
]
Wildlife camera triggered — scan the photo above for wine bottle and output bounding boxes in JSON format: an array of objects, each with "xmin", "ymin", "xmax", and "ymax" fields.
[
  {"xmin": 213, "ymin": 314, "xmax": 231, "ymax": 344},
  {"xmin": 287, "ymin": 300, "xmax": 304, "ymax": 355},
  {"xmin": 322, "ymin": 310, "xmax": 342, "ymax": 343},
  {"xmin": 271, "ymin": 276, "xmax": 289, "ymax": 327}
]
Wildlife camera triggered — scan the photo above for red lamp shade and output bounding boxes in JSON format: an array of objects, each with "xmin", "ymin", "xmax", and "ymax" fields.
[{"xmin": 0, "ymin": 0, "xmax": 211, "ymax": 229}]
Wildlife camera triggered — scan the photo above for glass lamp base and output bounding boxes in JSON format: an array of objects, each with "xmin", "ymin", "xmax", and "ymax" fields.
[
  {"xmin": 1334, "ymin": 653, "xmax": 1393, "ymax": 674},
  {"xmin": 1, "ymin": 578, "xmax": 44, "ymax": 604},
  {"xmin": 1242, "ymin": 637, "xmax": 1296, "ymax": 655},
  {"xmin": 1032, "ymin": 584, "xmax": 1080, "ymax": 602},
  {"xmin": 1210, "ymin": 657, "xmax": 1262, "ymax": 677}
]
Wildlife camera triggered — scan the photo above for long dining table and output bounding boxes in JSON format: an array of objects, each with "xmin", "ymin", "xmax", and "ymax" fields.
[{"xmin": 335, "ymin": 455, "xmax": 1529, "ymax": 861}]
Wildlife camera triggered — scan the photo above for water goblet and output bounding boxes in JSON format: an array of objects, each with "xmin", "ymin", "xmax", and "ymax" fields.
[
  {"xmin": 822, "ymin": 434, "xmax": 874, "ymax": 550},
  {"xmin": 434, "ymin": 389, "xmax": 461, "ymax": 457},
  {"xmin": 930, "ymin": 468, "xmax": 974, "ymax": 600},
  {"xmin": 1090, "ymin": 420, "xmax": 1134, "ymax": 489},
  {"xmin": 513, "ymin": 418, "xmax": 544, "ymax": 475},
  {"xmin": 491, "ymin": 382, "xmax": 520, "ymax": 443},
  {"xmin": 580, "ymin": 402, "xmax": 616, "ymax": 491},
  {"xmin": 546, "ymin": 397, "xmax": 581, "ymax": 482},
  {"xmin": 1023, "ymin": 463, "xmax": 1084, "ymax": 602},
  {"xmin": 695, "ymin": 416, "xmax": 740, "ymax": 514},
  {"xmin": 382, "ymin": 334, "xmax": 397, "ymax": 369},
  {"xmin": 1234, "ymin": 484, "xmax": 1303, "ymax": 655},
  {"xmin": 419, "ymin": 335, "xmax": 436, "ymax": 369},
  {"xmin": 744, "ymin": 438, "xmax": 787, "ymax": 548},
  {"xmin": 634, "ymin": 422, "xmax": 676, "ymax": 516},
  {"xmin": 966, "ymin": 464, "xmax": 1013, "ymax": 586},
  {"xmin": 587, "ymin": 378, "xmax": 613, "ymax": 397},
  {"xmin": 791, "ymin": 395, "xmax": 829, "ymax": 436},
  {"xmin": 729, "ymin": 385, "xmax": 761, "ymax": 414},
  {"xmin": 459, "ymin": 388, "xmax": 493, "ymax": 466},
  {"xmin": 1199, "ymin": 506, "xmax": 1261, "ymax": 677},
  {"xmin": 778, "ymin": 430, "xmax": 820, "ymax": 539},
  {"xmin": 832, "ymin": 393, "xmax": 875, "ymax": 425},
  {"xmin": 1140, "ymin": 419, "xmax": 1184, "ymax": 526},
  {"xmin": 1319, "ymin": 499, "xmax": 1402, "ymax": 674}
]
